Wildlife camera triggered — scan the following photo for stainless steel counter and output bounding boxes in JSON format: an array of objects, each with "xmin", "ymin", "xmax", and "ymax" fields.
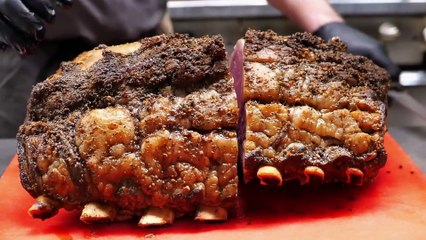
[
  {"xmin": 168, "ymin": 0, "xmax": 426, "ymax": 20},
  {"xmin": 0, "ymin": 139, "xmax": 17, "ymax": 176}
]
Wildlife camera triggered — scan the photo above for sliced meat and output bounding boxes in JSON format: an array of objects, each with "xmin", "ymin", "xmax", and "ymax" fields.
[
  {"xmin": 17, "ymin": 29, "xmax": 391, "ymax": 225},
  {"xmin": 238, "ymin": 29, "xmax": 389, "ymax": 185},
  {"xmin": 17, "ymin": 33, "xmax": 239, "ymax": 223}
]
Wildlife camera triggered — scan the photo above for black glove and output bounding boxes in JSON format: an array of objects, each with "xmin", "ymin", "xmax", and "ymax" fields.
[
  {"xmin": 0, "ymin": 0, "xmax": 73, "ymax": 54},
  {"xmin": 314, "ymin": 22, "xmax": 400, "ymax": 81}
]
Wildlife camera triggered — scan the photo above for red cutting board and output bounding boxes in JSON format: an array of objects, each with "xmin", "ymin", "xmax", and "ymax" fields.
[{"xmin": 1, "ymin": 134, "xmax": 426, "ymax": 240}]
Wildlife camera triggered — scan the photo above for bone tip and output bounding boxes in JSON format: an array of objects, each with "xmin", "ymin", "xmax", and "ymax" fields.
[
  {"xmin": 80, "ymin": 202, "xmax": 116, "ymax": 224},
  {"xmin": 28, "ymin": 196, "xmax": 59, "ymax": 220},
  {"xmin": 138, "ymin": 207, "xmax": 174, "ymax": 227},
  {"xmin": 346, "ymin": 168, "xmax": 364, "ymax": 186},
  {"xmin": 195, "ymin": 206, "xmax": 228, "ymax": 222},
  {"xmin": 257, "ymin": 166, "xmax": 283, "ymax": 187},
  {"xmin": 304, "ymin": 166, "xmax": 325, "ymax": 184}
]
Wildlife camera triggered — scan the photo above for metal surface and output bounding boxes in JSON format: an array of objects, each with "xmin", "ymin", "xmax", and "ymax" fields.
[
  {"xmin": 400, "ymin": 71, "xmax": 426, "ymax": 87},
  {"xmin": 389, "ymin": 127, "xmax": 426, "ymax": 174},
  {"xmin": 0, "ymin": 139, "xmax": 16, "ymax": 176},
  {"xmin": 388, "ymin": 90, "xmax": 426, "ymax": 121},
  {"xmin": 168, "ymin": 0, "xmax": 426, "ymax": 19}
]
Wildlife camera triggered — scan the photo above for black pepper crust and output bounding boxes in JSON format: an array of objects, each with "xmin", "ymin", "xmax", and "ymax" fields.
[
  {"xmin": 243, "ymin": 29, "xmax": 389, "ymax": 101},
  {"xmin": 17, "ymin": 33, "xmax": 239, "ymax": 219},
  {"xmin": 26, "ymin": 33, "xmax": 228, "ymax": 122},
  {"xmin": 242, "ymin": 29, "xmax": 390, "ymax": 184},
  {"xmin": 17, "ymin": 30, "xmax": 391, "ymax": 222}
]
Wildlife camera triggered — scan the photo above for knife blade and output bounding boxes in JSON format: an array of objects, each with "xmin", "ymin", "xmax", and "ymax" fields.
[{"xmin": 388, "ymin": 89, "xmax": 426, "ymax": 121}]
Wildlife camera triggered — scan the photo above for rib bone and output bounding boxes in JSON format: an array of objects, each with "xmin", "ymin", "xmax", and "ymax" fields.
[
  {"xmin": 28, "ymin": 196, "xmax": 59, "ymax": 220},
  {"xmin": 138, "ymin": 207, "xmax": 174, "ymax": 227},
  {"xmin": 257, "ymin": 166, "xmax": 283, "ymax": 186},
  {"xmin": 80, "ymin": 202, "xmax": 116, "ymax": 223},
  {"xmin": 195, "ymin": 206, "xmax": 228, "ymax": 222},
  {"xmin": 304, "ymin": 166, "xmax": 325, "ymax": 183},
  {"xmin": 346, "ymin": 168, "xmax": 364, "ymax": 186}
]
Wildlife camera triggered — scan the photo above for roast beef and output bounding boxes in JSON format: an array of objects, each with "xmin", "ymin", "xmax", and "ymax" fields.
[
  {"xmin": 236, "ymin": 30, "xmax": 389, "ymax": 187},
  {"xmin": 17, "ymin": 29, "xmax": 390, "ymax": 226}
]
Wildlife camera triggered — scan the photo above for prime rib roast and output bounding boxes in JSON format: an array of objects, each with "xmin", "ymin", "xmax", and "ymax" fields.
[{"xmin": 17, "ymin": 29, "xmax": 390, "ymax": 226}]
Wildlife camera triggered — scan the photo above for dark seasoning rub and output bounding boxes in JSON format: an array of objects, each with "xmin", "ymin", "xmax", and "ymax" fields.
[
  {"xmin": 18, "ymin": 33, "xmax": 239, "ymax": 222},
  {"xmin": 16, "ymin": 29, "xmax": 390, "ymax": 225},
  {"xmin": 241, "ymin": 30, "xmax": 390, "ymax": 186}
]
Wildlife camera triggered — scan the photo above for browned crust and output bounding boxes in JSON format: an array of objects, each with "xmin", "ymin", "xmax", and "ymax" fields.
[
  {"xmin": 25, "ymin": 33, "xmax": 228, "ymax": 122},
  {"xmin": 17, "ymin": 30, "xmax": 391, "ymax": 222},
  {"xmin": 242, "ymin": 29, "xmax": 390, "ymax": 184},
  {"xmin": 17, "ymin": 33, "xmax": 238, "ymax": 219}
]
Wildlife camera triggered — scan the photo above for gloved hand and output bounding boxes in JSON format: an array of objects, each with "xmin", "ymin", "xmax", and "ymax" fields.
[
  {"xmin": 314, "ymin": 22, "xmax": 400, "ymax": 81},
  {"xmin": 0, "ymin": 0, "xmax": 73, "ymax": 54}
]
